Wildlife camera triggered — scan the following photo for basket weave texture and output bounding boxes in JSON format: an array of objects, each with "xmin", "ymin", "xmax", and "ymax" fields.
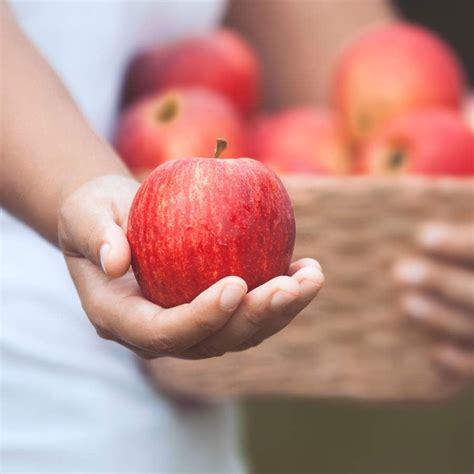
[{"xmin": 147, "ymin": 177, "xmax": 474, "ymax": 401}]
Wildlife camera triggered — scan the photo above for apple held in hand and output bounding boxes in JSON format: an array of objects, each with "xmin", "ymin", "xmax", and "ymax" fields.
[
  {"xmin": 120, "ymin": 28, "xmax": 261, "ymax": 116},
  {"xmin": 332, "ymin": 22, "xmax": 466, "ymax": 142},
  {"xmin": 250, "ymin": 107, "xmax": 351, "ymax": 175},
  {"xmin": 127, "ymin": 140, "xmax": 296, "ymax": 308},
  {"xmin": 359, "ymin": 108, "xmax": 474, "ymax": 176},
  {"xmin": 114, "ymin": 88, "xmax": 247, "ymax": 177}
]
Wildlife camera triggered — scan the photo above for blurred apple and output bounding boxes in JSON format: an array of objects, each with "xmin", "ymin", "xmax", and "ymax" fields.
[
  {"xmin": 120, "ymin": 28, "xmax": 261, "ymax": 117},
  {"xmin": 359, "ymin": 108, "xmax": 474, "ymax": 176},
  {"xmin": 464, "ymin": 93, "xmax": 474, "ymax": 131},
  {"xmin": 332, "ymin": 22, "xmax": 466, "ymax": 143},
  {"xmin": 250, "ymin": 107, "xmax": 351, "ymax": 175},
  {"xmin": 114, "ymin": 88, "xmax": 248, "ymax": 177}
]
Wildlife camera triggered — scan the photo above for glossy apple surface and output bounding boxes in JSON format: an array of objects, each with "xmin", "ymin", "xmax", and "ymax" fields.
[
  {"xmin": 332, "ymin": 22, "xmax": 466, "ymax": 142},
  {"xmin": 250, "ymin": 107, "xmax": 351, "ymax": 175},
  {"xmin": 359, "ymin": 108, "xmax": 474, "ymax": 176},
  {"xmin": 121, "ymin": 28, "xmax": 261, "ymax": 116},
  {"xmin": 127, "ymin": 156, "xmax": 296, "ymax": 308},
  {"xmin": 114, "ymin": 88, "xmax": 247, "ymax": 176}
]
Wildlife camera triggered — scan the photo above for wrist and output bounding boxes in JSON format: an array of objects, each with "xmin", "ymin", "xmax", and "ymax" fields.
[{"xmin": 56, "ymin": 142, "xmax": 132, "ymax": 210}]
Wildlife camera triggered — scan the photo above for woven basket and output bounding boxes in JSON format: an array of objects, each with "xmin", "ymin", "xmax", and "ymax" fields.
[{"xmin": 145, "ymin": 177, "xmax": 474, "ymax": 401}]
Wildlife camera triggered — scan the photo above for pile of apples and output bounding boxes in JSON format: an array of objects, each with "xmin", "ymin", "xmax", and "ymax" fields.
[
  {"xmin": 115, "ymin": 21, "xmax": 473, "ymax": 178},
  {"xmin": 120, "ymin": 22, "xmax": 473, "ymax": 308}
]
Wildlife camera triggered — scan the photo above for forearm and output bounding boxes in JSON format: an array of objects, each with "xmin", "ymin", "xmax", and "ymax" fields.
[
  {"xmin": 0, "ymin": 4, "xmax": 130, "ymax": 245},
  {"xmin": 226, "ymin": 0, "xmax": 396, "ymax": 109}
]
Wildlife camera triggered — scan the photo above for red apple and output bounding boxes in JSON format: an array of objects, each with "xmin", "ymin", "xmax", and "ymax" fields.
[
  {"xmin": 359, "ymin": 108, "xmax": 474, "ymax": 176},
  {"xmin": 464, "ymin": 93, "xmax": 474, "ymax": 131},
  {"xmin": 250, "ymin": 107, "xmax": 352, "ymax": 175},
  {"xmin": 121, "ymin": 28, "xmax": 261, "ymax": 116},
  {"xmin": 114, "ymin": 88, "xmax": 248, "ymax": 177},
  {"xmin": 332, "ymin": 22, "xmax": 466, "ymax": 143},
  {"xmin": 127, "ymin": 141, "xmax": 296, "ymax": 308}
]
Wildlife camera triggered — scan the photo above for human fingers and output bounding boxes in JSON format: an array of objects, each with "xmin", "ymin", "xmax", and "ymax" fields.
[{"xmin": 394, "ymin": 257, "xmax": 474, "ymax": 310}]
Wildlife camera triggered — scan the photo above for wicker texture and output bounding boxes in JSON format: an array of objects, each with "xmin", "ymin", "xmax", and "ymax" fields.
[{"xmin": 145, "ymin": 178, "xmax": 474, "ymax": 401}]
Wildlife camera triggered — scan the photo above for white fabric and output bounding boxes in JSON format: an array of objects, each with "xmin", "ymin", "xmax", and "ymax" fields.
[{"xmin": 1, "ymin": 1, "xmax": 244, "ymax": 473}]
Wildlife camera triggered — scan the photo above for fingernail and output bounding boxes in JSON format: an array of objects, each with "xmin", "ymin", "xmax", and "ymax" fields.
[
  {"xmin": 271, "ymin": 290, "xmax": 297, "ymax": 310},
  {"xmin": 301, "ymin": 258, "xmax": 322, "ymax": 271},
  {"xmin": 296, "ymin": 267, "xmax": 324, "ymax": 286},
  {"xmin": 100, "ymin": 243, "xmax": 110, "ymax": 274},
  {"xmin": 394, "ymin": 260, "xmax": 427, "ymax": 285},
  {"xmin": 220, "ymin": 284, "xmax": 246, "ymax": 311},
  {"xmin": 418, "ymin": 224, "xmax": 448, "ymax": 249},
  {"xmin": 402, "ymin": 294, "xmax": 429, "ymax": 319}
]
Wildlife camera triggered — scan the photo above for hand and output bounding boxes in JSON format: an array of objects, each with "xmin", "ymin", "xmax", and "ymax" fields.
[
  {"xmin": 394, "ymin": 222, "xmax": 474, "ymax": 387},
  {"xmin": 59, "ymin": 175, "xmax": 324, "ymax": 360}
]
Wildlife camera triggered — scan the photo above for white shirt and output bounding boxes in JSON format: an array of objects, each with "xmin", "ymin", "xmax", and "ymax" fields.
[{"xmin": 1, "ymin": 2, "xmax": 244, "ymax": 472}]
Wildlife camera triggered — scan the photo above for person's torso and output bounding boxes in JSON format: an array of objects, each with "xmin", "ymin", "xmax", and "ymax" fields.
[
  {"xmin": 10, "ymin": 1, "xmax": 228, "ymax": 136},
  {"xmin": 2, "ymin": 2, "xmax": 244, "ymax": 472}
]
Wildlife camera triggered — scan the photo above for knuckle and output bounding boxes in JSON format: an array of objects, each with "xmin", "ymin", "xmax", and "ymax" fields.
[
  {"xmin": 95, "ymin": 326, "xmax": 113, "ymax": 340},
  {"xmin": 149, "ymin": 332, "xmax": 178, "ymax": 355},
  {"xmin": 237, "ymin": 336, "xmax": 264, "ymax": 352},
  {"xmin": 194, "ymin": 315, "xmax": 222, "ymax": 337},
  {"xmin": 244, "ymin": 310, "xmax": 264, "ymax": 331},
  {"xmin": 196, "ymin": 343, "xmax": 226, "ymax": 359}
]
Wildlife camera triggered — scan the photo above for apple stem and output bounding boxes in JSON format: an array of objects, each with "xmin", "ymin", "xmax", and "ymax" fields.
[
  {"xmin": 388, "ymin": 149, "xmax": 405, "ymax": 169},
  {"xmin": 214, "ymin": 138, "xmax": 227, "ymax": 158}
]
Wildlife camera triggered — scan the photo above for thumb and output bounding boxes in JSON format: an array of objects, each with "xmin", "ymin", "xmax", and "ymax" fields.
[
  {"xmin": 97, "ymin": 221, "xmax": 131, "ymax": 278},
  {"xmin": 59, "ymin": 176, "xmax": 137, "ymax": 278}
]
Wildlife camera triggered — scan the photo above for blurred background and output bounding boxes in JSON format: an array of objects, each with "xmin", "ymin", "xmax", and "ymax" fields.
[
  {"xmin": 241, "ymin": 2, "xmax": 473, "ymax": 473},
  {"xmin": 243, "ymin": 394, "xmax": 473, "ymax": 474}
]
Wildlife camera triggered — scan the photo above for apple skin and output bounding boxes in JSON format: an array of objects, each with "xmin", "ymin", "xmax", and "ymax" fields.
[
  {"xmin": 120, "ymin": 28, "xmax": 261, "ymax": 116},
  {"xmin": 464, "ymin": 93, "xmax": 474, "ymax": 131},
  {"xmin": 113, "ymin": 88, "xmax": 248, "ymax": 176},
  {"xmin": 332, "ymin": 22, "xmax": 466, "ymax": 143},
  {"xmin": 127, "ymin": 156, "xmax": 296, "ymax": 308},
  {"xmin": 249, "ymin": 107, "xmax": 352, "ymax": 175},
  {"xmin": 358, "ymin": 108, "xmax": 474, "ymax": 176}
]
